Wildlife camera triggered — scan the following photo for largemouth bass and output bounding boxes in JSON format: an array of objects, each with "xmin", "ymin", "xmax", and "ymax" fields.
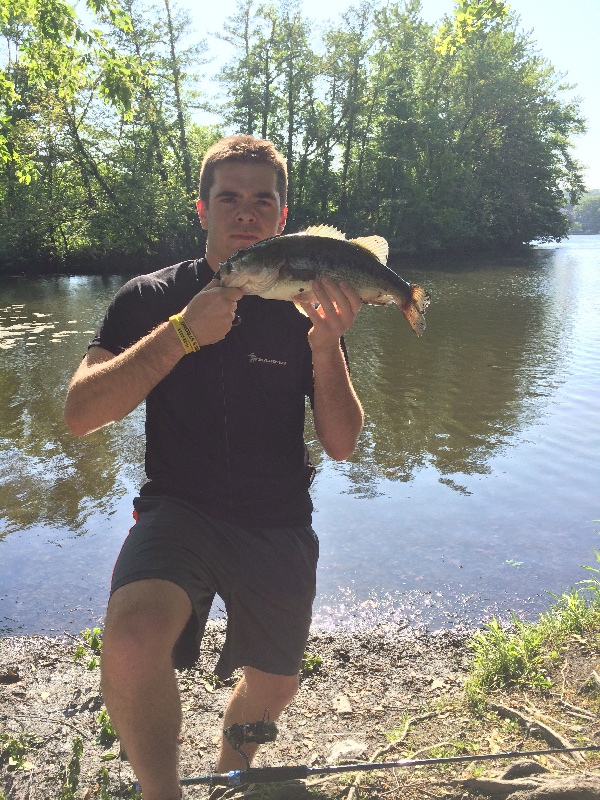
[{"xmin": 219, "ymin": 224, "xmax": 430, "ymax": 336}]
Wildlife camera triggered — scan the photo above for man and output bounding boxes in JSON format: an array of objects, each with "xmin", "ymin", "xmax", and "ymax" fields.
[{"xmin": 64, "ymin": 135, "xmax": 364, "ymax": 800}]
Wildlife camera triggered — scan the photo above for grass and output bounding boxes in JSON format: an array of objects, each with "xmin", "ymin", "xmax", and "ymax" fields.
[
  {"xmin": 0, "ymin": 731, "xmax": 38, "ymax": 771},
  {"xmin": 72, "ymin": 627, "xmax": 103, "ymax": 670},
  {"xmin": 465, "ymin": 540, "xmax": 600, "ymax": 706},
  {"xmin": 58, "ymin": 737, "xmax": 83, "ymax": 800},
  {"xmin": 301, "ymin": 651, "xmax": 323, "ymax": 678}
]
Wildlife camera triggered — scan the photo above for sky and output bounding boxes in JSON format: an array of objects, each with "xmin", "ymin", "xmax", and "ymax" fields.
[{"xmin": 182, "ymin": 0, "xmax": 600, "ymax": 191}]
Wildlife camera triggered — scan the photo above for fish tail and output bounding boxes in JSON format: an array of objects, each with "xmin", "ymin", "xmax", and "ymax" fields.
[{"xmin": 397, "ymin": 284, "xmax": 430, "ymax": 336}]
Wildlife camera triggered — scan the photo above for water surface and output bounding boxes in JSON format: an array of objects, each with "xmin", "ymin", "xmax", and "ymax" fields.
[{"xmin": 1, "ymin": 238, "xmax": 599, "ymax": 635}]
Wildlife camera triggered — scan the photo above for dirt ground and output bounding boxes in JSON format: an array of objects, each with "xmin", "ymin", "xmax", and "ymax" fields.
[{"xmin": 1, "ymin": 623, "xmax": 600, "ymax": 799}]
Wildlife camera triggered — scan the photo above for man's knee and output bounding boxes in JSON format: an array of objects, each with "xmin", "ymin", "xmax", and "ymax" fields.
[
  {"xmin": 243, "ymin": 666, "xmax": 299, "ymax": 709},
  {"xmin": 103, "ymin": 579, "xmax": 192, "ymax": 663}
]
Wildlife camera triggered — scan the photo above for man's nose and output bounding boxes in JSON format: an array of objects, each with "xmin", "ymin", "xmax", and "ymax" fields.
[{"xmin": 236, "ymin": 203, "xmax": 256, "ymax": 222}]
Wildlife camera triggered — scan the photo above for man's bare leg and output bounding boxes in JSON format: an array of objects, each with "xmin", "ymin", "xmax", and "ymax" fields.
[
  {"xmin": 101, "ymin": 579, "xmax": 192, "ymax": 800},
  {"xmin": 216, "ymin": 666, "xmax": 299, "ymax": 771}
]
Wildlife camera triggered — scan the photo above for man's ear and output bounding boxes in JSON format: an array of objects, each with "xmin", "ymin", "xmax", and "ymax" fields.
[
  {"xmin": 196, "ymin": 199, "xmax": 208, "ymax": 230},
  {"xmin": 278, "ymin": 205, "xmax": 288, "ymax": 234}
]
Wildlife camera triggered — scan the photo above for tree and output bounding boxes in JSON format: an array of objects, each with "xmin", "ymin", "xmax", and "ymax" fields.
[
  {"xmin": 0, "ymin": 0, "xmax": 217, "ymax": 271},
  {"xmin": 0, "ymin": 0, "xmax": 589, "ymax": 270},
  {"xmin": 0, "ymin": 0, "xmax": 138, "ymax": 180},
  {"xmin": 570, "ymin": 192, "xmax": 600, "ymax": 234},
  {"xmin": 216, "ymin": 0, "xmax": 279, "ymax": 137}
]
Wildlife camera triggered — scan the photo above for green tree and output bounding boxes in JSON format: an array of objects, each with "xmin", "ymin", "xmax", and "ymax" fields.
[
  {"xmin": 0, "ymin": 0, "xmax": 137, "ymax": 179},
  {"xmin": 361, "ymin": 0, "xmax": 431, "ymax": 248},
  {"xmin": 570, "ymin": 192, "xmax": 600, "ymax": 234},
  {"xmin": 0, "ymin": 0, "xmax": 217, "ymax": 272},
  {"xmin": 217, "ymin": 0, "xmax": 279, "ymax": 137}
]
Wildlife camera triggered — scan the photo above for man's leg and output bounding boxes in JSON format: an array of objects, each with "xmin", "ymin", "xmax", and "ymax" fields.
[
  {"xmin": 101, "ymin": 578, "xmax": 192, "ymax": 800},
  {"xmin": 216, "ymin": 666, "xmax": 299, "ymax": 771}
]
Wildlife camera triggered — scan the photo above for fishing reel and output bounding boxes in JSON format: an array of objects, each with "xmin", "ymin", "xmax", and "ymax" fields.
[{"xmin": 224, "ymin": 714, "xmax": 278, "ymax": 769}]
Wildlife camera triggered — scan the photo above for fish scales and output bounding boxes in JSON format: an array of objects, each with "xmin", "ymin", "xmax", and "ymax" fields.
[{"xmin": 219, "ymin": 227, "xmax": 430, "ymax": 336}]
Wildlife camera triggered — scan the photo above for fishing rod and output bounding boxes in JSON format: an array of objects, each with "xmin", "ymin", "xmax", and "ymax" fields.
[{"xmin": 175, "ymin": 721, "xmax": 600, "ymax": 788}]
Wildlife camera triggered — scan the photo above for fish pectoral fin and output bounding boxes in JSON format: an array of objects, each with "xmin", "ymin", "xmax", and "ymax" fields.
[
  {"xmin": 292, "ymin": 288, "xmax": 318, "ymax": 305},
  {"xmin": 349, "ymin": 235, "xmax": 389, "ymax": 264},
  {"xmin": 302, "ymin": 224, "xmax": 347, "ymax": 240},
  {"xmin": 293, "ymin": 301, "xmax": 310, "ymax": 316}
]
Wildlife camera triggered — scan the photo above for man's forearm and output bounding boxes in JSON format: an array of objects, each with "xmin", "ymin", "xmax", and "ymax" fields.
[
  {"xmin": 64, "ymin": 321, "xmax": 184, "ymax": 436},
  {"xmin": 312, "ymin": 342, "xmax": 364, "ymax": 461}
]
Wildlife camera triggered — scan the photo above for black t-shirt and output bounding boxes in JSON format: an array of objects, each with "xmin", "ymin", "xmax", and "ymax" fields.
[{"xmin": 90, "ymin": 259, "xmax": 317, "ymax": 527}]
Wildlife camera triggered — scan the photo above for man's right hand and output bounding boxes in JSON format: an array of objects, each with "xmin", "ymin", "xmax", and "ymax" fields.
[{"xmin": 180, "ymin": 280, "xmax": 244, "ymax": 346}]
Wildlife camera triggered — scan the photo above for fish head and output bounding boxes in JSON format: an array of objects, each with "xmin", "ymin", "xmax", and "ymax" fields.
[{"xmin": 219, "ymin": 241, "xmax": 285, "ymax": 294}]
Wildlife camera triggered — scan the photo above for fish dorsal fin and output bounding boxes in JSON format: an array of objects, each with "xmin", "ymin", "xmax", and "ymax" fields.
[
  {"xmin": 302, "ymin": 224, "xmax": 348, "ymax": 240},
  {"xmin": 349, "ymin": 235, "xmax": 389, "ymax": 264}
]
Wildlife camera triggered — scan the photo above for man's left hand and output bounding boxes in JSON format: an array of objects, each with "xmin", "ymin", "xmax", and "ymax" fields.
[{"xmin": 299, "ymin": 277, "xmax": 362, "ymax": 351}]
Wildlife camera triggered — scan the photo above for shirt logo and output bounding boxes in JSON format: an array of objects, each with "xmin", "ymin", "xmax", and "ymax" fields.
[{"xmin": 248, "ymin": 352, "xmax": 287, "ymax": 366}]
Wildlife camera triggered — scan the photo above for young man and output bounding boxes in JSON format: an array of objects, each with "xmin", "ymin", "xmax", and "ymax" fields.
[{"xmin": 64, "ymin": 135, "xmax": 364, "ymax": 800}]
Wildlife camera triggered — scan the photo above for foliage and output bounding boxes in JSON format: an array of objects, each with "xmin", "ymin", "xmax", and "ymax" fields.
[
  {"xmin": 96, "ymin": 766, "xmax": 112, "ymax": 800},
  {"xmin": 96, "ymin": 708, "xmax": 118, "ymax": 747},
  {"xmin": 465, "ymin": 547, "xmax": 600, "ymax": 706},
  {"xmin": 0, "ymin": 0, "xmax": 138, "ymax": 177},
  {"xmin": 58, "ymin": 736, "xmax": 83, "ymax": 800},
  {"xmin": 300, "ymin": 650, "xmax": 323, "ymax": 677},
  {"xmin": 466, "ymin": 615, "xmax": 553, "ymax": 703},
  {"xmin": 73, "ymin": 626, "xmax": 103, "ymax": 669},
  {"xmin": 0, "ymin": 730, "xmax": 38, "ymax": 771},
  {"xmin": 570, "ymin": 193, "xmax": 600, "ymax": 234},
  {"xmin": 578, "ymin": 531, "xmax": 600, "ymax": 598},
  {"xmin": 0, "ymin": 0, "xmax": 588, "ymax": 272}
]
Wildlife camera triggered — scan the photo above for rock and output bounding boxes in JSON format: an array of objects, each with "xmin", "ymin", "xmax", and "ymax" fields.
[
  {"xmin": 501, "ymin": 760, "xmax": 551, "ymax": 780},
  {"xmin": 508, "ymin": 774, "xmax": 600, "ymax": 799},
  {"xmin": 332, "ymin": 693, "xmax": 353, "ymax": 714},
  {"xmin": 328, "ymin": 739, "xmax": 367, "ymax": 763}
]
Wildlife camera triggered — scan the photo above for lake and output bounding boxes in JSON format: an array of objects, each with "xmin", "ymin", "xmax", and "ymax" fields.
[{"xmin": 1, "ymin": 236, "xmax": 599, "ymax": 636}]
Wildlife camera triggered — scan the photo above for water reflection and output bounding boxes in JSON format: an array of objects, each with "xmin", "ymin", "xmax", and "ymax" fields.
[
  {"xmin": 1, "ymin": 238, "xmax": 599, "ymax": 634},
  {"xmin": 311, "ymin": 247, "xmax": 572, "ymax": 488},
  {"xmin": 0, "ymin": 276, "xmax": 143, "ymax": 537}
]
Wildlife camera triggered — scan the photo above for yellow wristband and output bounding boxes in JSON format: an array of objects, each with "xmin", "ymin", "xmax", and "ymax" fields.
[{"xmin": 169, "ymin": 313, "xmax": 201, "ymax": 354}]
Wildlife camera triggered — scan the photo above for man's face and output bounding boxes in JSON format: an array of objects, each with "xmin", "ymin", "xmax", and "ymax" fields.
[{"xmin": 197, "ymin": 161, "xmax": 287, "ymax": 268}]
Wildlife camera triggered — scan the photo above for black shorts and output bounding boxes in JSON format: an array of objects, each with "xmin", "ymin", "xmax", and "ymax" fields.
[{"xmin": 110, "ymin": 495, "xmax": 319, "ymax": 678}]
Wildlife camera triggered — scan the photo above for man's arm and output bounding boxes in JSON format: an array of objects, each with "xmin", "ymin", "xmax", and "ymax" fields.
[
  {"xmin": 300, "ymin": 278, "xmax": 364, "ymax": 461},
  {"xmin": 64, "ymin": 283, "xmax": 242, "ymax": 436}
]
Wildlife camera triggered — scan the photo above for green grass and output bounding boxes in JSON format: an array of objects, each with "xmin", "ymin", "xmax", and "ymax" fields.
[
  {"xmin": 466, "ymin": 541, "xmax": 600, "ymax": 707},
  {"xmin": 300, "ymin": 651, "xmax": 323, "ymax": 678},
  {"xmin": 72, "ymin": 627, "xmax": 103, "ymax": 670},
  {"xmin": 0, "ymin": 731, "xmax": 38, "ymax": 771}
]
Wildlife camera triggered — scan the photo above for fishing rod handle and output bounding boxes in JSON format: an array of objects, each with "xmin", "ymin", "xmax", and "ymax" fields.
[{"xmin": 228, "ymin": 765, "xmax": 310, "ymax": 785}]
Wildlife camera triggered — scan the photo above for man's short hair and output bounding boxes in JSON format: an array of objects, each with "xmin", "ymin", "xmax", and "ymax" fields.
[{"xmin": 198, "ymin": 135, "xmax": 288, "ymax": 207}]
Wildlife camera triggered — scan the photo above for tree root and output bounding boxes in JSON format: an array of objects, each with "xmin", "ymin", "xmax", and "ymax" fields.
[{"xmin": 487, "ymin": 703, "xmax": 585, "ymax": 763}]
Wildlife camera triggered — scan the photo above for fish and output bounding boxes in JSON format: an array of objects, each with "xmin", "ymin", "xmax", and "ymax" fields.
[{"xmin": 218, "ymin": 224, "xmax": 430, "ymax": 336}]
